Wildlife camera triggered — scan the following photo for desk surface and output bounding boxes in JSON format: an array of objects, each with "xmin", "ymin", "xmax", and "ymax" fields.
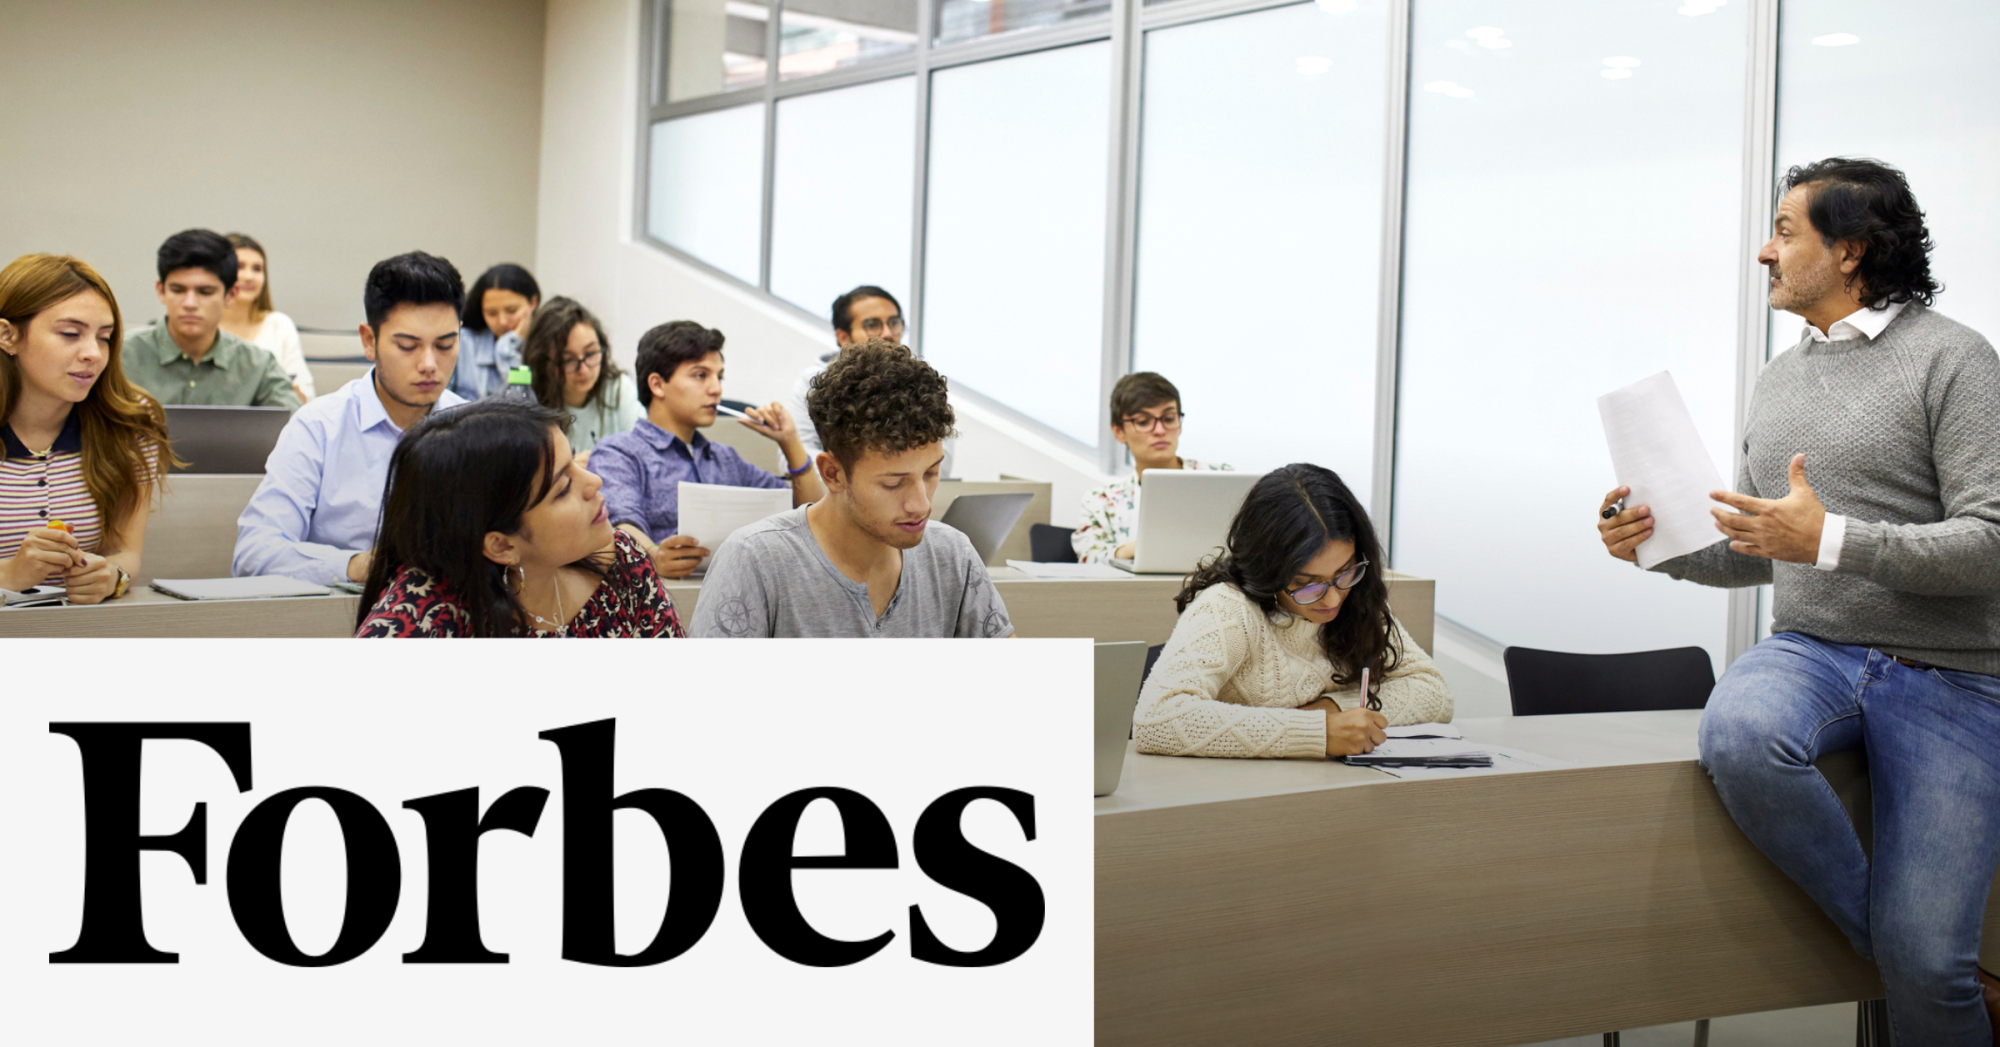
[
  {"xmin": 1096, "ymin": 710, "xmax": 2000, "ymax": 1046},
  {"xmin": 0, "ymin": 587, "xmax": 359, "ymax": 638}
]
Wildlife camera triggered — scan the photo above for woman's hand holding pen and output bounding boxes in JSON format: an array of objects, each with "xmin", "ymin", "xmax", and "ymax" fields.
[
  {"xmin": 1597, "ymin": 485, "xmax": 1652, "ymax": 562},
  {"xmin": 1323, "ymin": 705, "xmax": 1387, "ymax": 757}
]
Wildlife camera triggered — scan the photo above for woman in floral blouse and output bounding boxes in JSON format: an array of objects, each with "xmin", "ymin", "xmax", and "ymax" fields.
[
  {"xmin": 356, "ymin": 398, "xmax": 684, "ymax": 638},
  {"xmin": 1071, "ymin": 371, "xmax": 1231, "ymax": 564}
]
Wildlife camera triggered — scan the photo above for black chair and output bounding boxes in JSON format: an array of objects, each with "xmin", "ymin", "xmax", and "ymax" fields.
[
  {"xmin": 1029, "ymin": 523, "xmax": 1078, "ymax": 563},
  {"xmin": 1504, "ymin": 646, "xmax": 1714, "ymax": 1047},
  {"xmin": 1140, "ymin": 644, "xmax": 1165, "ymax": 698}
]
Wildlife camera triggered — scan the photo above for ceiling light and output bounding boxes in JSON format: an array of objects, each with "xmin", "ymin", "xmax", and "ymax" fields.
[
  {"xmin": 1812, "ymin": 32, "xmax": 1860, "ymax": 46},
  {"xmin": 1315, "ymin": 0, "xmax": 1357, "ymax": 12},
  {"xmin": 1465, "ymin": 26, "xmax": 1506, "ymax": 39},
  {"xmin": 1601, "ymin": 68, "xmax": 1633, "ymax": 80},
  {"xmin": 1679, "ymin": 4, "xmax": 1719, "ymax": 14},
  {"xmin": 1602, "ymin": 56, "xmax": 1641, "ymax": 68},
  {"xmin": 1296, "ymin": 55, "xmax": 1334, "ymax": 75}
]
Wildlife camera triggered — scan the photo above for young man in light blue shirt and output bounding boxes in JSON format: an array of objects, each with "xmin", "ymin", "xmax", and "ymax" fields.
[{"xmin": 234, "ymin": 252, "xmax": 468, "ymax": 584}]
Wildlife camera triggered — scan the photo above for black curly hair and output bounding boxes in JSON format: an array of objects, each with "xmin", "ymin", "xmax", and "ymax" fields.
[
  {"xmin": 807, "ymin": 340, "xmax": 955, "ymax": 471},
  {"xmin": 1778, "ymin": 157, "xmax": 1941, "ymax": 310}
]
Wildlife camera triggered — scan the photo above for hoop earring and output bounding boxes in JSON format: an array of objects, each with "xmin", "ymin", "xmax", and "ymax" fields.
[{"xmin": 506, "ymin": 563, "xmax": 524, "ymax": 593}]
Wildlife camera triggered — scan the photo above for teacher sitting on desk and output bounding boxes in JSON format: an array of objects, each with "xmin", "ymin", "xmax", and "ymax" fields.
[
  {"xmin": 1596, "ymin": 159, "xmax": 2000, "ymax": 1043},
  {"xmin": 1135, "ymin": 463, "xmax": 1451, "ymax": 759}
]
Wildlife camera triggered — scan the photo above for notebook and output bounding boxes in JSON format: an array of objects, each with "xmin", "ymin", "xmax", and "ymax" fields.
[{"xmin": 150, "ymin": 577, "xmax": 333, "ymax": 600}]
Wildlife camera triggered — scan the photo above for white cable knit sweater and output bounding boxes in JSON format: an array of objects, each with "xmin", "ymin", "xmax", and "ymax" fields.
[{"xmin": 1134, "ymin": 583, "xmax": 1454, "ymax": 759}]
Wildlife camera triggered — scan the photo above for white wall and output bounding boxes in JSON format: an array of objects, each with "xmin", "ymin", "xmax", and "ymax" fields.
[{"xmin": 537, "ymin": 0, "xmax": 1112, "ymax": 525}]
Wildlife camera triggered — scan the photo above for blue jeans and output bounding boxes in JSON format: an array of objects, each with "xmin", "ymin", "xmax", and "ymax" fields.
[{"xmin": 1699, "ymin": 632, "xmax": 2000, "ymax": 1046}]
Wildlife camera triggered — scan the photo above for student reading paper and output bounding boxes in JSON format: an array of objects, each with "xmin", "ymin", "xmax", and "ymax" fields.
[
  {"xmin": 1135, "ymin": 463, "xmax": 1450, "ymax": 759},
  {"xmin": 690, "ymin": 341, "xmax": 1011, "ymax": 638}
]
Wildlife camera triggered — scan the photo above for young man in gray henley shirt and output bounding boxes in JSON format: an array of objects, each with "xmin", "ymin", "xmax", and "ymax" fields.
[
  {"xmin": 691, "ymin": 340, "xmax": 1011, "ymax": 639},
  {"xmin": 1597, "ymin": 158, "xmax": 2000, "ymax": 1042}
]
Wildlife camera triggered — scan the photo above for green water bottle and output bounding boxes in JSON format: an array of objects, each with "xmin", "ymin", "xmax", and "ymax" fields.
[{"xmin": 502, "ymin": 365, "xmax": 534, "ymax": 401}]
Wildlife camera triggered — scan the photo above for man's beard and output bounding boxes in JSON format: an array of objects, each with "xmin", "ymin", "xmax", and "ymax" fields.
[{"xmin": 1768, "ymin": 253, "xmax": 1840, "ymax": 314}]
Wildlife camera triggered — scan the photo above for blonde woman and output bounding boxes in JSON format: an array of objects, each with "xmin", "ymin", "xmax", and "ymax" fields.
[
  {"xmin": 0, "ymin": 254, "xmax": 174, "ymax": 602},
  {"xmin": 220, "ymin": 232, "xmax": 314, "ymax": 401}
]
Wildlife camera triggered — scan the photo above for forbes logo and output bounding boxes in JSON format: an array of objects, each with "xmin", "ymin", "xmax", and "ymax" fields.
[{"xmin": 49, "ymin": 718, "xmax": 1044, "ymax": 969}]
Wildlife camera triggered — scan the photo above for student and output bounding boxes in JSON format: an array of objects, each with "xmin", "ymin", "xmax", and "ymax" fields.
[
  {"xmin": 0, "ymin": 254, "xmax": 172, "ymax": 602},
  {"xmin": 451, "ymin": 263, "xmax": 539, "ymax": 400},
  {"xmin": 120, "ymin": 229, "xmax": 299, "ymax": 410},
  {"xmin": 591, "ymin": 320, "xmax": 824, "ymax": 579},
  {"xmin": 1135, "ymin": 463, "xmax": 1450, "ymax": 759},
  {"xmin": 234, "ymin": 251, "xmax": 468, "ymax": 584},
  {"xmin": 518, "ymin": 296, "xmax": 642, "ymax": 453},
  {"xmin": 690, "ymin": 340, "xmax": 1012, "ymax": 638},
  {"xmin": 787, "ymin": 284, "xmax": 956, "ymax": 476},
  {"xmin": 1072, "ymin": 371, "xmax": 1232, "ymax": 564},
  {"xmin": 1597, "ymin": 159, "xmax": 2000, "ymax": 1041},
  {"xmin": 219, "ymin": 233, "xmax": 314, "ymax": 401},
  {"xmin": 356, "ymin": 399, "xmax": 684, "ymax": 638}
]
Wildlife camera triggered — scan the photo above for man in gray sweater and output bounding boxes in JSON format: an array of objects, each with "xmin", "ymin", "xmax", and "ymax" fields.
[{"xmin": 1597, "ymin": 158, "xmax": 2000, "ymax": 1043}]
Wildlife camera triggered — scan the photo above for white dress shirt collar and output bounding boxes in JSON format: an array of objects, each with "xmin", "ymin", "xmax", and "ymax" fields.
[{"xmin": 1799, "ymin": 299, "xmax": 1906, "ymax": 344}]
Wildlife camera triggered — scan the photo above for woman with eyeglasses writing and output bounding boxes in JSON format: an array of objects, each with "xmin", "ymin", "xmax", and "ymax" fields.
[
  {"xmin": 1135, "ymin": 463, "xmax": 1452, "ymax": 758},
  {"xmin": 518, "ymin": 296, "xmax": 643, "ymax": 453}
]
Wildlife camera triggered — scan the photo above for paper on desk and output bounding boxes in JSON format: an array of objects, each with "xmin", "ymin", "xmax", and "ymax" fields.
[
  {"xmin": 1598, "ymin": 371, "xmax": 1732, "ymax": 569},
  {"xmin": 1002, "ymin": 559, "xmax": 1127, "ymax": 579},
  {"xmin": 1351, "ymin": 737, "xmax": 1489, "ymax": 760},
  {"xmin": 1369, "ymin": 744, "xmax": 1575, "ymax": 780},
  {"xmin": 151, "ymin": 577, "xmax": 331, "ymax": 600},
  {"xmin": 1384, "ymin": 722, "xmax": 1462, "ymax": 739},
  {"xmin": 677, "ymin": 482, "xmax": 791, "ymax": 565}
]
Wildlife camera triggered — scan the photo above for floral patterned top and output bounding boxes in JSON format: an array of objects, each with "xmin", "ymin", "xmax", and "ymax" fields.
[
  {"xmin": 356, "ymin": 531, "xmax": 685, "ymax": 637},
  {"xmin": 1071, "ymin": 459, "xmax": 1233, "ymax": 564}
]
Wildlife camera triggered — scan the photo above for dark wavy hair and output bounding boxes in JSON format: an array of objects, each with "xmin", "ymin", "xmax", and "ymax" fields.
[
  {"xmin": 521, "ymin": 296, "xmax": 622, "ymax": 410},
  {"xmin": 461, "ymin": 263, "xmax": 540, "ymax": 332},
  {"xmin": 1778, "ymin": 157, "xmax": 1941, "ymax": 310},
  {"xmin": 357, "ymin": 398, "xmax": 606, "ymax": 637},
  {"xmin": 1176, "ymin": 463, "xmax": 1398, "ymax": 691},
  {"xmin": 807, "ymin": 340, "xmax": 954, "ymax": 471},
  {"xmin": 632, "ymin": 320, "xmax": 723, "ymax": 407}
]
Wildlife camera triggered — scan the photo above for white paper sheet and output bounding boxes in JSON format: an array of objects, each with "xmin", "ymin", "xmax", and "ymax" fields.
[
  {"xmin": 1598, "ymin": 371, "xmax": 1732, "ymax": 569},
  {"xmin": 1367, "ymin": 744, "xmax": 1576, "ymax": 780},
  {"xmin": 1383, "ymin": 722, "xmax": 1463, "ymax": 739},
  {"xmin": 1001, "ymin": 559, "xmax": 1128, "ymax": 579},
  {"xmin": 676, "ymin": 482, "xmax": 792, "ymax": 566},
  {"xmin": 1350, "ymin": 737, "xmax": 1490, "ymax": 760}
]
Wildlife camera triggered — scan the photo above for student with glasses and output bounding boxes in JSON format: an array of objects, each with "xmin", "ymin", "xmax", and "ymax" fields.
[
  {"xmin": 1072, "ymin": 371, "xmax": 1232, "ymax": 564},
  {"xmin": 786, "ymin": 284, "xmax": 957, "ymax": 477},
  {"xmin": 518, "ymin": 296, "xmax": 642, "ymax": 453},
  {"xmin": 1135, "ymin": 463, "xmax": 1451, "ymax": 759}
]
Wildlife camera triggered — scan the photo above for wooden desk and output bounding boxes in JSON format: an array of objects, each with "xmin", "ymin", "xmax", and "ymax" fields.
[
  {"xmin": 1095, "ymin": 710, "xmax": 2000, "ymax": 1046},
  {"xmin": 0, "ymin": 587, "xmax": 358, "ymax": 638},
  {"xmin": 666, "ymin": 569, "xmax": 1434, "ymax": 648},
  {"xmin": 142, "ymin": 474, "xmax": 261, "ymax": 583}
]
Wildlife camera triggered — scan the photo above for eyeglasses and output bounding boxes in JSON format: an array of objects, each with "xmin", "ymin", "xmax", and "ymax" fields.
[
  {"xmin": 1283, "ymin": 560, "xmax": 1369, "ymax": 605},
  {"xmin": 560, "ymin": 349, "xmax": 602, "ymax": 372},
  {"xmin": 858, "ymin": 316, "xmax": 905, "ymax": 336},
  {"xmin": 1121, "ymin": 410, "xmax": 1184, "ymax": 432}
]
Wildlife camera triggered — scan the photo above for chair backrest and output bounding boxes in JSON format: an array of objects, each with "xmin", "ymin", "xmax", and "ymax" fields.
[
  {"xmin": 1141, "ymin": 643, "xmax": 1165, "ymax": 699},
  {"xmin": 1502, "ymin": 646, "xmax": 1716, "ymax": 716},
  {"xmin": 1029, "ymin": 523, "xmax": 1078, "ymax": 563}
]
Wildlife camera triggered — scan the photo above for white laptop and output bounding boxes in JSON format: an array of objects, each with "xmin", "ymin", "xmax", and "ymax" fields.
[
  {"xmin": 1110, "ymin": 470, "xmax": 1263, "ymax": 574},
  {"xmin": 1095, "ymin": 641, "xmax": 1150, "ymax": 797}
]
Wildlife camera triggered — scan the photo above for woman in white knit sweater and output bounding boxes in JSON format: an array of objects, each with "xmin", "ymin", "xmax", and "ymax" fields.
[{"xmin": 1135, "ymin": 463, "xmax": 1452, "ymax": 759}]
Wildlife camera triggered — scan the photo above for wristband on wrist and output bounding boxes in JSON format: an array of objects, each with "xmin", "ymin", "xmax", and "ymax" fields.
[{"xmin": 785, "ymin": 458, "xmax": 813, "ymax": 478}]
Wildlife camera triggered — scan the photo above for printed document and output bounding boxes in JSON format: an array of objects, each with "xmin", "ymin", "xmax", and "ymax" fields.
[
  {"xmin": 677, "ymin": 482, "xmax": 791, "ymax": 567},
  {"xmin": 1598, "ymin": 371, "xmax": 1732, "ymax": 569}
]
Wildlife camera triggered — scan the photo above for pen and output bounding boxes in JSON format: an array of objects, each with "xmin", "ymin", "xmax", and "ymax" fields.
[
  {"xmin": 1601, "ymin": 497, "xmax": 1624, "ymax": 520},
  {"xmin": 1360, "ymin": 667, "xmax": 1371, "ymax": 712},
  {"xmin": 715, "ymin": 404, "xmax": 752, "ymax": 421}
]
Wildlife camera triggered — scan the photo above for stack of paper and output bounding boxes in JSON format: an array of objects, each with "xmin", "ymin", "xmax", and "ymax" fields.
[
  {"xmin": 150, "ymin": 577, "xmax": 332, "ymax": 600},
  {"xmin": 1002, "ymin": 559, "xmax": 1126, "ymax": 579},
  {"xmin": 1368, "ymin": 744, "xmax": 1577, "ymax": 781},
  {"xmin": 677, "ymin": 482, "xmax": 792, "ymax": 569},
  {"xmin": 1341, "ymin": 737, "xmax": 1493, "ymax": 769}
]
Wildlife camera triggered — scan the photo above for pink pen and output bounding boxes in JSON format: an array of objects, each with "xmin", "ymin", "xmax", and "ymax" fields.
[{"xmin": 1360, "ymin": 667, "xmax": 1370, "ymax": 710}]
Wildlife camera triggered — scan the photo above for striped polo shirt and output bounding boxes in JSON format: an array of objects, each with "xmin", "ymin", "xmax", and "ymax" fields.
[{"xmin": 1, "ymin": 412, "xmax": 100, "ymax": 587}]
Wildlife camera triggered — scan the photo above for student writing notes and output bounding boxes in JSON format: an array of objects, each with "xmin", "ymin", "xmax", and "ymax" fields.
[
  {"xmin": 0, "ymin": 255, "xmax": 172, "ymax": 602},
  {"xmin": 1073, "ymin": 371, "xmax": 1230, "ymax": 564},
  {"xmin": 592, "ymin": 320, "xmax": 823, "ymax": 579},
  {"xmin": 220, "ymin": 233, "xmax": 314, "ymax": 401},
  {"xmin": 691, "ymin": 341, "xmax": 1012, "ymax": 638},
  {"xmin": 356, "ymin": 399, "xmax": 684, "ymax": 638},
  {"xmin": 1136, "ymin": 464, "xmax": 1450, "ymax": 758},
  {"xmin": 1597, "ymin": 159, "xmax": 2000, "ymax": 1042},
  {"xmin": 120, "ymin": 229, "xmax": 299, "ymax": 410},
  {"xmin": 234, "ymin": 252, "xmax": 468, "ymax": 584},
  {"xmin": 451, "ymin": 263, "xmax": 538, "ymax": 400},
  {"xmin": 518, "ymin": 296, "xmax": 641, "ymax": 453}
]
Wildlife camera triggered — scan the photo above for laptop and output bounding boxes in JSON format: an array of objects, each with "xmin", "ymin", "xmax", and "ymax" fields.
[
  {"xmin": 1110, "ymin": 470, "xmax": 1263, "ymax": 574},
  {"xmin": 938, "ymin": 492, "xmax": 1033, "ymax": 563},
  {"xmin": 1095, "ymin": 641, "xmax": 1150, "ymax": 797},
  {"xmin": 164, "ymin": 405, "xmax": 293, "ymax": 474}
]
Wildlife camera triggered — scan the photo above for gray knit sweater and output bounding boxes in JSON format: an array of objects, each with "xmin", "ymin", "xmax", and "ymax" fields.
[{"xmin": 1653, "ymin": 304, "xmax": 2000, "ymax": 676}]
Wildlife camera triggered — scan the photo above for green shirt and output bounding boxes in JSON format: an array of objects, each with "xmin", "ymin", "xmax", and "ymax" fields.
[{"xmin": 121, "ymin": 323, "xmax": 301, "ymax": 410}]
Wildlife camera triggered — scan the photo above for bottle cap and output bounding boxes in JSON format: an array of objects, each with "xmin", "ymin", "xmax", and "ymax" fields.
[{"xmin": 507, "ymin": 366, "xmax": 533, "ymax": 385}]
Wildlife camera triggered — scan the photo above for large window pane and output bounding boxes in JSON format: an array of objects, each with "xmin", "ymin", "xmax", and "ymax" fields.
[
  {"xmin": 648, "ymin": 106, "xmax": 766, "ymax": 285},
  {"xmin": 1132, "ymin": 0, "xmax": 1388, "ymax": 501},
  {"xmin": 770, "ymin": 78, "xmax": 916, "ymax": 318},
  {"xmin": 923, "ymin": 42, "xmax": 1110, "ymax": 444},
  {"xmin": 1394, "ymin": 1, "xmax": 1747, "ymax": 667},
  {"xmin": 934, "ymin": 0, "xmax": 1110, "ymax": 47},
  {"xmin": 663, "ymin": 0, "xmax": 769, "ymax": 103},
  {"xmin": 781, "ymin": 0, "xmax": 918, "ymax": 79},
  {"xmin": 1777, "ymin": 0, "xmax": 2000, "ymax": 344}
]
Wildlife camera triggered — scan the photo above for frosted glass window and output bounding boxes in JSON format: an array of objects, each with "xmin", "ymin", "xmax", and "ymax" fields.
[
  {"xmin": 770, "ymin": 78, "xmax": 915, "ymax": 320},
  {"xmin": 1393, "ymin": 1, "xmax": 1747, "ymax": 668},
  {"xmin": 663, "ymin": 0, "xmax": 769, "ymax": 102},
  {"xmin": 1777, "ymin": 1, "xmax": 2000, "ymax": 347},
  {"xmin": 934, "ymin": 0, "xmax": 1109, "ymax": 47},
  {"xmin": 647, "ymin": 106, "xmax": 766, "ymax": 285},
  {"xmin": 923, "ymin": 42, "xmax": 1110, "ymax": 444},
  {"xmin": 780, "ymin": 0, "xmax": 918, "ymax": 79},
  {"xmin": 1132, "ymin": 0, "xmax": 1388, "ymax": 502}
]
